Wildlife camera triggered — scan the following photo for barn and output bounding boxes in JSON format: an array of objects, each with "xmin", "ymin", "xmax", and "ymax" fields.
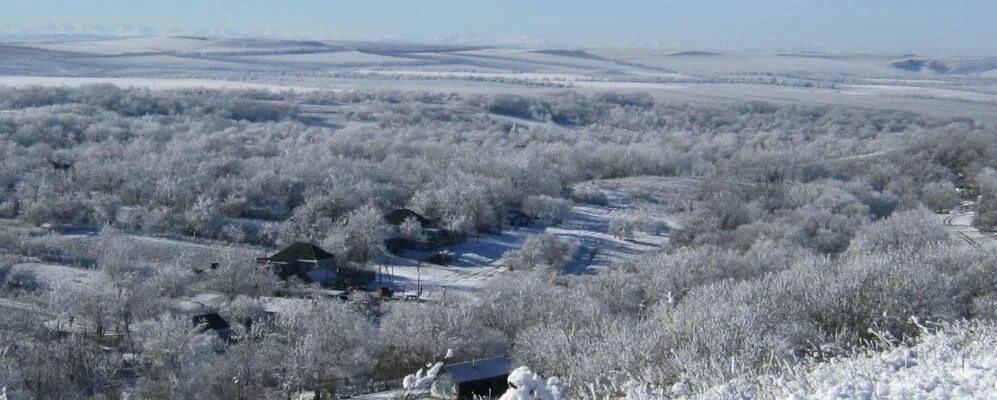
[{"xmin": 430, "ymin": 356, "xmax": 512, "ymax": 399}]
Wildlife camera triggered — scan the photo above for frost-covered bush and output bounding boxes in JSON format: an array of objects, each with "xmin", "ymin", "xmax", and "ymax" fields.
[
  {"xmin": 376, "ymin": 301, "xmax": 508, "ymax": 378},
  {"xmin": 848, "ymin": 207, "xmax": 950, "ymax": 254},
  {"xmin": 502, "ymin": 234, "xmax": 579, "ymax": 272},
  {"xmin": 498, "ymin": 366, "xmax": 565, "ymax": 400},
  {"xmin": 340, "ymin": 204, "xmax": 387, "ymax": 262},
  {"xmin": 571, "ymin": 184, "xmax": 609, "ymax": 206},
  {"xmin": 920, "ymin": 181, "xmax": 959, "ymax": 211},
  {"xmin": 974, "ymin": 168, "xmax": 997, "ymax": 231},
  {"xmin": 683, "ymin": 321, "xmax": 997, "ymax": 400},
  {"xmin": 207, "ymin": 250, "xmax": 279, "ymax": 299},
  {"xmin": 398, "ymin": 216, "xmax": 426, "ymax": 242},
  {"xmin": 609, "ymin": 218, "xmax": 636, "ymax": 240},
  {"xmin": 4, "ymin": 269, "xmax": 40, "ymax": 291},
  {"xmin": 522, "ymin": 196, "xmax": 572, "ymax": 224}
]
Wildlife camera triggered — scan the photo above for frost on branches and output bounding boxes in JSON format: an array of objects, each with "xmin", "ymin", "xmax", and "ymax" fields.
[
  {"xmin": 498, "ymin": 367, "xmax": 565, "ymax": 400},
  {"xmin": 402, "ymin": 362, "xmax": 443, "ymax": 394}
]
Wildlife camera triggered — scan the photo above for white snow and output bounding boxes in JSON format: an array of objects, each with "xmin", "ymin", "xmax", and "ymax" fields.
[
  {"xmin": 839, "ymin": 84, "xmax": 997, "ymax": 103},
  {"xmin": 0, "ymin": 76, "xmax": 324, "ymax": 92},
  {"xmin": 498, "ymin": 366, "xmax": 565, "ymax": 400},
  {"xmin": 571, "ymin": 81, "xmax": 687, "ymax": 90},
  {"xmin": 26, "ymin": 36, "xmax": 213, "ymax": 56},
  {"xmin": 351, "ymin": 69, "xmax": 591, "ymax": 82},
  {"xmin": 10, "ymin": 262, "xmax": 101, "ymax": 289},
  {"xmin": 688, "ymin": 321, "xmax": 997, "ymax": 399},
  {"xmin": 236, "ymin": 51, "xmax": 414, "ymax": 66}
]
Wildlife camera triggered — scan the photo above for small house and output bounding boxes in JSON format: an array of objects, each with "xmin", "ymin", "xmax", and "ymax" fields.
[
  {"xmin": 431, "ymin": 356, "xmax": 512, "ymax": 400},
  {"xmin": 257, "ymin": 242, "xmax": 373, "ymax": 288},
  {"xmin": 258, "ymin": 242, "xmax": 337, "ymax": 282}
]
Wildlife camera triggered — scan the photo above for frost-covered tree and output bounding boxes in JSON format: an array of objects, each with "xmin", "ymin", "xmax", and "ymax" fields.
[
  {"xmin": 275, "ymin": 300, "xmax": 377, "ymax": 397},
  {"xmin": 609, "ymin": 218, "xmax": 636, "ymax": 240},
  {"xmin": 341, "ymin": 204, "xmax": 386, "ymax": 262},
  {"xmin": 920, "ymin": 181, "xmax": 959, "ymax": 211},
  {"xmin": 522, "ymin": 196, "xmax": 572, "ymax": 224},
  {"xmin": 502, "ymin": 234, "xmax": 578, "ymax": 272},
  {"xmin": 974, "ymin": 168, "xmax": 997, "ymax": 231},
  {"xmin": 497, "ymin": 367, "xmax": 565, "ymax": 400},
  {"xmin": 207, "ymin": 249, "xmax": 278, "ymax": 300},
  {"xmin": 398, "ymin": 216, "xmax": 426, "ymax": 243}
]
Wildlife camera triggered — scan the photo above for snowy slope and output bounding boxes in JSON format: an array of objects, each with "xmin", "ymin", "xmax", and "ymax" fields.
[{"xmin": 689, "ymin": 321, "xmax": 997, "ymax": 399}]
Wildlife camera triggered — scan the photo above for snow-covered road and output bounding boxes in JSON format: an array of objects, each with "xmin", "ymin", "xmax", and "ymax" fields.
[{"xmin": 940, "ymin": 202, "xmax": 993, "ymax": 250}]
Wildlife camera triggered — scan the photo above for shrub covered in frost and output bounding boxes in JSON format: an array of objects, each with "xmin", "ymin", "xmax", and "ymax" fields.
[
  {"xmin": 501, "ymin": 234, "xmax": 579, "ymax": 272},
  {"xmin": 571, "ymin": 184, "xmax": 609, "ymax": 206}
]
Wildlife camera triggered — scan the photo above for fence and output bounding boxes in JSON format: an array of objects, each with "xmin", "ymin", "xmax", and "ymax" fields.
[{"xmin": 332, "ymin": 378, "xmax": 400, "ymax": 398}]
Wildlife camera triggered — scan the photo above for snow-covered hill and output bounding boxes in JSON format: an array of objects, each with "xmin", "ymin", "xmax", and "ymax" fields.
[{"xmin": 690, "ymin": 321, "xmax": 997, "ymax": 399}]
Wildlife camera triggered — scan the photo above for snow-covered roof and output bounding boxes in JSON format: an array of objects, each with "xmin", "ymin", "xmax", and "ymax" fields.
[{"xmin": 441, "ymin": 356, "xmax": 512, "ymax": 383}]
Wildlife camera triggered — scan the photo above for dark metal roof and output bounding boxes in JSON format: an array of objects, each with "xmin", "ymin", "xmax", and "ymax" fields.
[
  {"xmin": 384, "ymin": 208, "xmax": 433, "ymax": 226},
  {"xmin": 267, "ymin": 242, "xmax": 335, "ymax": 263},
  {"xmin": 441, "ymin": 357, "xmax": 512, "ymax": 383}
]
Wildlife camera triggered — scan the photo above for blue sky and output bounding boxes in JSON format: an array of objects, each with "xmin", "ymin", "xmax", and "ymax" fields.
[{"xmin": 3, "ymin": 0, "xmax": 995, "ymax": 55}]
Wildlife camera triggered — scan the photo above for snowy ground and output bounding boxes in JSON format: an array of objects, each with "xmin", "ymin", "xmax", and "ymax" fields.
[
  {"xmin": 839, "ymin": 84, "xmax": 997, "ymax": 103},
  {"xmin": 10, "ymin": 262, "xmax": 102, "ymax": 290}
]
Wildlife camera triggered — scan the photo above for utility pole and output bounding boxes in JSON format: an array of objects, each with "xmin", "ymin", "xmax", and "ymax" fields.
[{"xmin": 315, "ymin": 362, "xmax": 325, "ymax": 400}]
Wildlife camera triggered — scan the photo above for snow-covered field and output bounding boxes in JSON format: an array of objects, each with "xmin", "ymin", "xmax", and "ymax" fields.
[
  {"xmin": 0, "ymin": 76, "xmax": 322, "ymax": 92},
  {"xmin": 10, "ymin": 261, "xmax": 101, "ymax": 289},
  {"xmin": 350, "ymin": 69, "xmax": 591, "ymax": 82},
  {"xmin": 4, "ymin": 36, "xmax": 997, "ymax": 122},
  {"xmin": 840, "ymin": 84, "xmax": 997, "ymax": 103}
]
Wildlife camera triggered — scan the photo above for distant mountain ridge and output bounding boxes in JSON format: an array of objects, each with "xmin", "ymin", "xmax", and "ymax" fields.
[{"xmin": 891, "ymin": 57, "xmax": 997, "ymax": 75}]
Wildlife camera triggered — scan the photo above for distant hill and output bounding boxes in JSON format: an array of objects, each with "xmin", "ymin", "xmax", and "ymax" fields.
[
  {"xmin": 0, "ymin": 33, "xmax": 119, "ymax": 43},
  {"xmin": 891, "ymin": 57, "xmax": 997, "ymax": 75},
  {"xmin": 213, "ymin": 38, "xmax": 329, "ymax": 49},
  {"xmin": 530, "ymin": 49, "xmax": 607, "ymax": 61},
  {"xmin": 666, "ymin": 50, "xmax": 722, "ymax": 56}
]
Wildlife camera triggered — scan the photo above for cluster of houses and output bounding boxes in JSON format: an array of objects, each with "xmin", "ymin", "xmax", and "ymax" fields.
[{"xmin": 40, "ymin": 206, "xmax": 531, "ymax": 399}]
